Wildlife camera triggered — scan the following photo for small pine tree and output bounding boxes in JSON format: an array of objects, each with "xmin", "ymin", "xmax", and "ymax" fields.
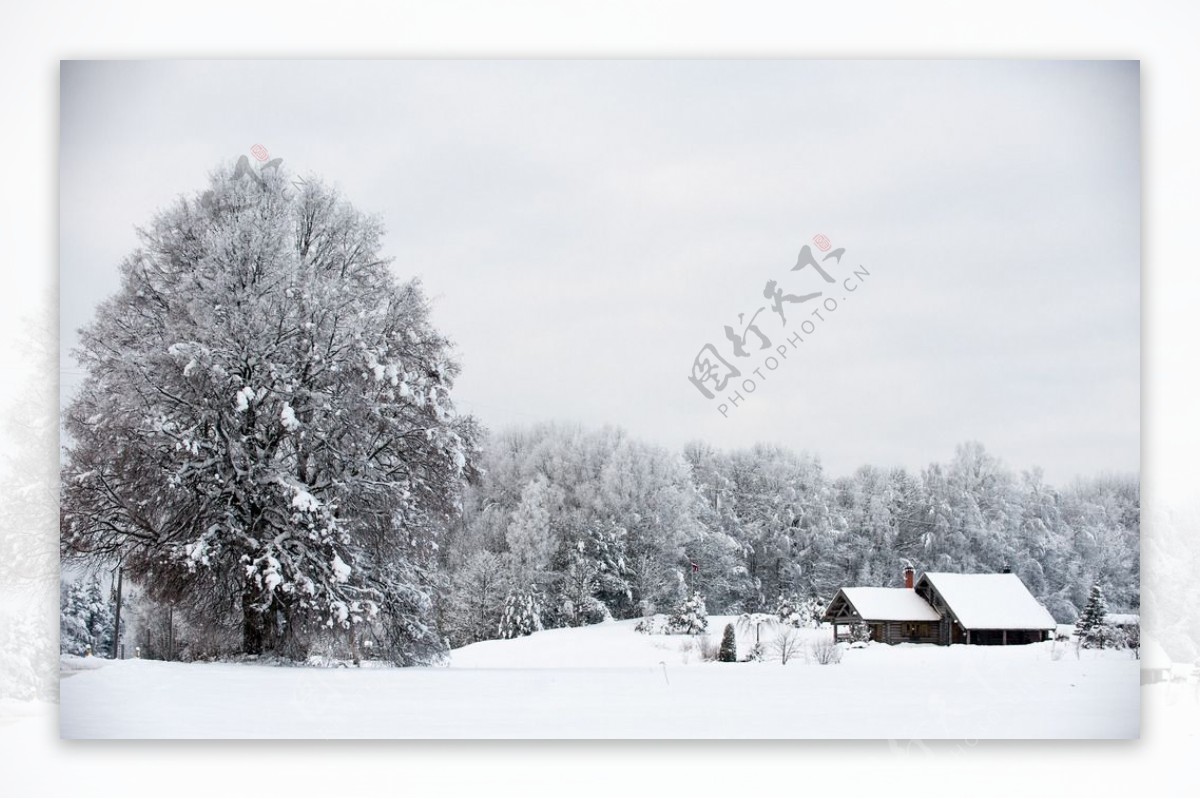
[
  {"xmin": 718, "ymin": 623, "xmax": 737, "ymax": 662},
  {"xmin": 498, "ymin": 589, "xmax": 544, "ymax": 639},
  {"xmin": 1074, "ymin": 583, "xmax": 1108, "ymax": 648},
  {"xmin": 668, "ymin": 592, "xmax": 708, "ymax": 635}
]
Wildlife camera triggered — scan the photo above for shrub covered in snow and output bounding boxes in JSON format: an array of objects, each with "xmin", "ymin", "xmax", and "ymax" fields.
[
  {"xmin": 718, "ymin": 623, "xmax": 738, "ymax": 662},
  {"xmin": 1084, "ymin": 623, "xmax": 1131, "ymax": 650},
  {"xmin": 634, "ymin": 613, "xmax": 671, "ymax": 635},
  {"xmin": 776, "ymin": 594, "xmax": 802, "ymax": 628},
  {"xmin": 809, "ymin": 637, "xmax": 843, "ymax": 665},
  {"xmin": 771, "ymin": 627, "xmax": 802, "ymax": 664},
  {"xmin": 848, "ymin": 622, "xmax": 871, "ymax": 644}
]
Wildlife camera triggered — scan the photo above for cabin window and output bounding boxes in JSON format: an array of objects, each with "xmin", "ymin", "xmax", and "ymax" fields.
[{"xmin": 904, "ymin": 622, "xmax": 932, "ymax": 639}]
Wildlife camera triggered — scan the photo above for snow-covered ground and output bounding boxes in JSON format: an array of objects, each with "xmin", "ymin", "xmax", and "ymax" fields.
[{"xmin": 55, "ymin": 617, "xmax": 1139, "ymax": 739}]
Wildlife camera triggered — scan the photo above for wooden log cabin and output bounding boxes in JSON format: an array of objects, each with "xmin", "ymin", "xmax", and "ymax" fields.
[{"xmin": 823, "ymin": 566, "xmax": 1057, "ymax": 646}]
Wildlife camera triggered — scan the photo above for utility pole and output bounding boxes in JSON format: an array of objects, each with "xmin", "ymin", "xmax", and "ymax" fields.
[{"xmin": 111, "ymin": 564, "xmax": 123, "ymax": 660}]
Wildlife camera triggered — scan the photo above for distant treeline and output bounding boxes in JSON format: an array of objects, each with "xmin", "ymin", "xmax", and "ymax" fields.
[{"xmin": 440, "ymin": 424, "xmax": 1138, "ymax": 647}]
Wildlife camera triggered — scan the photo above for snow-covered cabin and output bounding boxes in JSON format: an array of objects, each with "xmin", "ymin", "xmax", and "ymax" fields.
[
  {"xmin": 914, "ymin": 571, "xmax": 1057, "ymax": 645},
  {"xmin": 823, "ymin": 567, "xmax": 1057, "ymax": 646},
  {"xmin": 823, "ymin": 585, "xmax": 942, "ymax": 644}
]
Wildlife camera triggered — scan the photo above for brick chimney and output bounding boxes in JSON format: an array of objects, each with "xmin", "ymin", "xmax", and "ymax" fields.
[{"xmin": 903, "ymin": 565, "xmax": 915, "ymax": 589}]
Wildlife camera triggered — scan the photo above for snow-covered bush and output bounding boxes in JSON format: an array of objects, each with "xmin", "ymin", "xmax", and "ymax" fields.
[
  {"xmin": 776, "ymin": 594, "xmax": 803, "ymax": 628},
  {"xmin": 667, "ymin": 592, "xmax": 708, "ymax": 635},
  {"xmin": 634, "ymin": 613, "xmax": 671, "ymax": 635},
  {"xmin": 771, "ymin": 627, "xmax": 802, "ymax": 664},
  {"xmin": 1083, "ymin": 622, "xmax": 1129, "ymax": 650},
  {"xmin": 745, "ymin": 642, "xmax": 766, "ymax": 662},
  {"xmin": 699, "ymin": 633, "xmax": 722, "ymax": 662},
  {"xmin": 718, "ymin": 623, "xmax": 738, "ymax": 662},
  {"xmin": 848, "ymin": 622, "xmax": 871, "ymax": 644},
  {"xmin": 810, "ymin": 638, "xmax": 843, "ymax": 665}
]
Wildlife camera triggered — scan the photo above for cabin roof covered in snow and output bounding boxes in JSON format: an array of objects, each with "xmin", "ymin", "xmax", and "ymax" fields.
[
  {"xmin": 837, "ymin": 587, "xmax": 941, "ymax": 622},
  {"xmin": 919, "ymin": 572, "xmax": 1056, "ymax": 630}
]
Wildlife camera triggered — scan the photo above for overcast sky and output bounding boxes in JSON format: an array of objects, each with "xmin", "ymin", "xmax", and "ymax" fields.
[{"xmin": 60, "ymin": 60, "xmax": 1139, "ymax": 483}]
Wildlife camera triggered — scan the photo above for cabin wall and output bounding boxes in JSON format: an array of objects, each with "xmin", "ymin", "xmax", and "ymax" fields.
[
  {"xmin": 871, "ymin": 621, "xmax": 940, "ymax": 645},
  {"xmin": 940, "ymin": 617, "xmax": 957, "ymax": 646},
  {"xmin": 964, "ymin": 629, "xmax": 1048, "ymax": 645}
]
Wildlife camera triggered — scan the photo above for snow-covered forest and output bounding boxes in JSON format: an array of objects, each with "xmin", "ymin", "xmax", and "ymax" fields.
[
  {"xmin": 439, "ymin": 426, "xmax": 1138, "ymax": 648},
  {"xmin": 58, "ymin": 159, "xmax": 1140, "ymax": 666}
]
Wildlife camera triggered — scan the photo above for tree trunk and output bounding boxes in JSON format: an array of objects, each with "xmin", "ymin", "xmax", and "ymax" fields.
[{"xmin": 242, "ymin": 586, "xmax": 267, "ymax": 656}]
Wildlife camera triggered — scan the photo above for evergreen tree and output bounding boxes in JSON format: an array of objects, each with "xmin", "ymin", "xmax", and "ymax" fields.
[
  {"xmin": 1074, "ymin": 582, "xmax": 1109, "ymax": 648},
  {"xmin": 59, "ymin": 577, "xmax": 117, "ymax": 656},
  {"xmin": 668, "ymin": 592, "xmax": 708, "ymax": 635},
  {"xmin": 718, "ymin": 622, "xmax": 737, "ymax": 662},
  {"xmin": 559, "ymin": 548, "xmax": 605, "ymax": 627},
  {"xmin": 498, "ymin": 589, "xmax": 544, "ymax": 639}
]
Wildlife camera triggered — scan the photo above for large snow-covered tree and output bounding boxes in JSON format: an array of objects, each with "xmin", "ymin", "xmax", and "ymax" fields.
[{"xmin": 61, "ymin": 159, "xmax": 476, "ymax": 662}]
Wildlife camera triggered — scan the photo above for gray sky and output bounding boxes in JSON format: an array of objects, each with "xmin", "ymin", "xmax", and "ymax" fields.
[{"xmin": 60, "ymin": 60, "xmax": 1139, "ymax": 483}]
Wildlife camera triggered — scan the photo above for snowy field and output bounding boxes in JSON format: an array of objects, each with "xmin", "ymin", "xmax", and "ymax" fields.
[{"xmin": 58, "ymin": 617, "xmax": 1139, "ymax": 739}]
